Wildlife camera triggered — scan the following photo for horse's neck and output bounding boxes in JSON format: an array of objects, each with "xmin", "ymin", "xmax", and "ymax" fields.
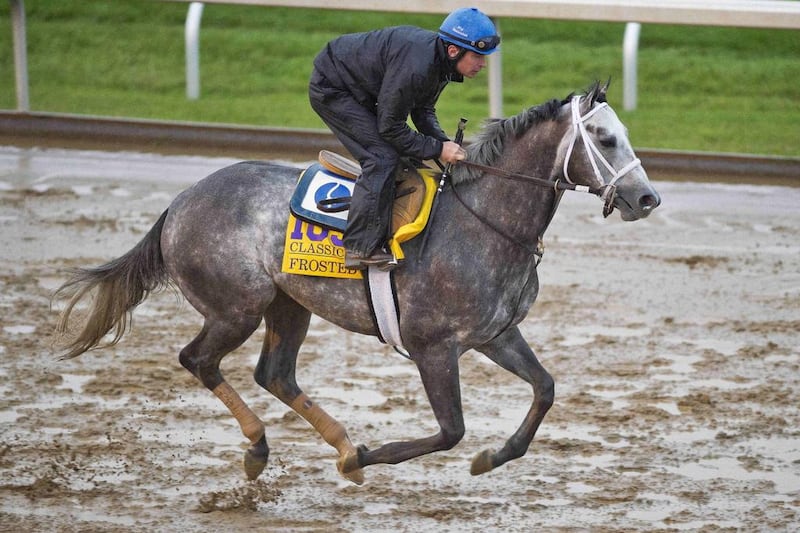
[
  {"xmin": 456, "ymin": 125, "xmax": 563, "ymax": 249},
  {"xmin": 500, "ymin": 120, "xmax": 564, "ymax": 180}
]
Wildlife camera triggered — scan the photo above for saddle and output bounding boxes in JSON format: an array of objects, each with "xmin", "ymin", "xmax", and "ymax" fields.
[
  {"xmin": 285, "ymin": 151, "xmax": 437, "ymax": 350},
  {"xmin": 290, "ymin": 150, "xmax": 437, "ymax": 260},
  {"xmin": 318, "ymin": 150, "xmax": 430, "ymax": 235}
]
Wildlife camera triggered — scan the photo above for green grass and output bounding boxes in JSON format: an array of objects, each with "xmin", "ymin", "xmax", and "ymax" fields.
[{"xmin": 1, "ymin": 1, "xmax": 798, "ymax": 155}]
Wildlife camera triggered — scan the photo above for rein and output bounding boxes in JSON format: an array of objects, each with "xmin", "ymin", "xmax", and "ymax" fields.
[
  {"xmin": 447, "ymin": 176, "xmax": 548, "ymax": 260},
  {"xmin": 458, "ymin": 159, "xmax": 604, "ymax": 196}
]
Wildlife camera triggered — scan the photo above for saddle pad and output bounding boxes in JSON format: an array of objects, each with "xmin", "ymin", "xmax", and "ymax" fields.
[
  {"xmin": 281, "ymin": 214, "xmax": 362, "ymax": 279},
  {"xmin": 289, "ymin": 163, "xmax": 354, "ymax": 232}
]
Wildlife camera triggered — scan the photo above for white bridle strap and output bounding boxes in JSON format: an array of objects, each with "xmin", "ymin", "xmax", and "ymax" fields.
[{"xmin": 562, "ymin": 96, "xmax": 642, "ymax": 195}]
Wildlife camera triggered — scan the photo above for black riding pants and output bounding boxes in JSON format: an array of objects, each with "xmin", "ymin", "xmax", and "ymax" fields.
[{"xmin": 309, "ymin": 69, "xmax": 398, "ymax": 257}]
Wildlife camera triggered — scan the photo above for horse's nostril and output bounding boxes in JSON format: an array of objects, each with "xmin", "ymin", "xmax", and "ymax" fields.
[{"xmin": 639, "ymin": 194, "xmax": 660, "ymax": 210}]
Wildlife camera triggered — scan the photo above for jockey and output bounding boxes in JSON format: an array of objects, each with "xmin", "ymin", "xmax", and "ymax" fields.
[{"xmin": 308, "ymin": 7, "xmax": 500, "ymax": 270}]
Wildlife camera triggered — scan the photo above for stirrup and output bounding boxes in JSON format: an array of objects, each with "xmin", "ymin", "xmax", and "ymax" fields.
[
  {"xmin": 344, "ymin": 251, "xmax": 394, "ymax": 270},
  {"xmin": 378, "ymin": 257, "xmax": 402, "ymax": 272}
]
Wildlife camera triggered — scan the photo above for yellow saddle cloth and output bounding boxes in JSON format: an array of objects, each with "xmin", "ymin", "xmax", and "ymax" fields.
[{"xmin": 281, "ymin": 151, "xmax": 437, "ymax": 278}]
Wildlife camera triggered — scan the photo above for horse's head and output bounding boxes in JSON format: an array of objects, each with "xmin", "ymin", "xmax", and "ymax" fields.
[{"xmin": 559, "ymin": 81, "xmax": 661, "ymax": 221}]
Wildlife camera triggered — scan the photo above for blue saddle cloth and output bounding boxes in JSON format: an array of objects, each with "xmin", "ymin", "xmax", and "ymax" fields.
[{"xmin": 289, "ymin": 163, "xmax": 354, "ymax": 232}]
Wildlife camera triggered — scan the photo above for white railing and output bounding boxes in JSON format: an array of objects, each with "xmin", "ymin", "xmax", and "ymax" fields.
[
  {"xmin": 9, "ymin": 0, "xmax": 29, "ymax": 111},
  {"xmin": 9, "ymin": 0, "xmax": 800, "ymax": 114}
]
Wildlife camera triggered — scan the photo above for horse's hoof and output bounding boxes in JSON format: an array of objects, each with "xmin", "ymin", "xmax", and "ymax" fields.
[
  {"xmin": 346, "ymin": 468, "xmax": 365, "ymax": 485},
  {"xmin": 243, "ymin": 436, "xmax": 269, "ymax": 480},
  {"xmin": 337, "ymin": 458, "xmax": 365, "ymax": 486},
  {"xmin": 244, "ymin": 451, "xmax": 267, "ymax": 480},
  {"xmin": 470, "ymin": 449, "xmax": 495, "ymax": 475},
  {"xmin": 338, "ymin": 450, "xmax": 361, "ymax": 475}
]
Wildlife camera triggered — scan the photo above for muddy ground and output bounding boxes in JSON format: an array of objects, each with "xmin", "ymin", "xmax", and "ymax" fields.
[{"xmin": 1, "ymin": 146, "xmax": 798, "ymax": 532}]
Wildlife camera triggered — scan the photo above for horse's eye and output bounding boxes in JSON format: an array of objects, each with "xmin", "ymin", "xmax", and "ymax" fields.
[{"xmin": 599, "ymin": 135, "xmax": 617, "ymax": 148}]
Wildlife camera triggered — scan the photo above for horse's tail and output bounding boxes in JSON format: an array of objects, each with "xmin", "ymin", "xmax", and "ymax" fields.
[{"xmin": 54, "ymin": 210, "xmax": 171, "ymax": 359}]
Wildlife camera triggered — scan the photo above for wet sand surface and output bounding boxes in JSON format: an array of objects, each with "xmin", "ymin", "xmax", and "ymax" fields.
[{"xmin": 1, "ymin": 145, "xmax": 799, "ymax": 532}]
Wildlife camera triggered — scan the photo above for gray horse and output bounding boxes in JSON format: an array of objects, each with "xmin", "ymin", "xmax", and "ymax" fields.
[{"xmin": 56, "ymin": 82, "xmax": 660, "ymax": 485}]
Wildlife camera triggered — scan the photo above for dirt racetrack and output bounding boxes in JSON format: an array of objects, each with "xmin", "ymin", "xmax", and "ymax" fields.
[{"xmin": 1, "ymin": 145, "xmax": 799, "ymax": 532}]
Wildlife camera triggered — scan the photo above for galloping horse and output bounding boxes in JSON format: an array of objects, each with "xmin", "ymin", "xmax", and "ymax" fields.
[{"xmin": 55, "ymin": 82, "xmax": 660, "ymax": 485}]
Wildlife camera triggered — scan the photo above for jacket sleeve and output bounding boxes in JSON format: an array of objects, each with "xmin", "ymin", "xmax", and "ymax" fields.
[
  {"xmin": 411, "ymin": 105, "xmax": 449, "ymax": 143},
  {"xmin": 376, "ymin": 72, "xmax": 444, "ymax": 161}
]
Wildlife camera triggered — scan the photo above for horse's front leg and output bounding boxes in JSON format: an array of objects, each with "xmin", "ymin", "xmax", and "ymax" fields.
[
  {"xmin": 471, "ymin": 325, "xmax": 554, "ymax": 474},
  {"xmin": 342, "ymin": 347, "xmax": 465, "ymax": 472}
]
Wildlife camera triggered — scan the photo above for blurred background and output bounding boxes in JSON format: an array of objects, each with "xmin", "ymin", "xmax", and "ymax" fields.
[{"xmin": 2, "ymin": 1, "xmax": 798, "ymax": 156}]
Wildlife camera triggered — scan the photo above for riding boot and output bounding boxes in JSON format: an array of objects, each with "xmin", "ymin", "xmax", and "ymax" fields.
[{"xmin": 339, "ymin": 149, "xmax": 399, "ymax": 273}]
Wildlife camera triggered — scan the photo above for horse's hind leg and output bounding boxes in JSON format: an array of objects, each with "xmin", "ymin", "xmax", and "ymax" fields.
[
  {"xmin": 179, "ymin": 315, "xmax": 270, "ymax": 480},
  {"xmin": 471, "ymin": 325, "xmax": 554, "ymax": 475},
  {"xmin": 253, "ymin": 290, "xmax": 364, "ymax": 485}
]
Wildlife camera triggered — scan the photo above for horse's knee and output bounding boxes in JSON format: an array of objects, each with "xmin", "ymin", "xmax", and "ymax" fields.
[
  {"xmin": 253, "ymin": 371, "xmax": 267, "ymax": 391},
  {"xmin": 256, "ymin": 374, "xmax": 293, "ymax": 400},
  {"xmin": 537, "ymin": 372, "xmax": 555, "ymax": 411},
  {"xmin": 253, "ymin": 357, "xmax": 299, "ymax": 401},
  {"xmin": 440, "ymin": 422, "xmax": 466, "ymax": 450},
  {"xmin": 252, "ymin": 351, "xmax": 273, "ymax": 391}
]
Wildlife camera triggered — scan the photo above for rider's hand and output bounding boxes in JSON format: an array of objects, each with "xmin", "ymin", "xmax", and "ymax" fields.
[{"xmin": 440, "ymin": 141, "xmax": 466, "ymax": 164}]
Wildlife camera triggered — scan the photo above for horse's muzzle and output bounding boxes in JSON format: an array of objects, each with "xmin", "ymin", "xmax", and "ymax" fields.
[{"xmin": 616, "ymin": 187, "xmax": 661, "ymax": 221}]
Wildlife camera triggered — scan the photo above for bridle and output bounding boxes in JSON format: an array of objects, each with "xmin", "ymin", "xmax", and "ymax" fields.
[
  {"xmin": 451, "ymin": 94, "xmax": 644, "ymax": 259},
  {"xmin": 459, "ymin": 95, "xmax": 643, "ymax": 217},
  {"xmin": 561, "ymin": 95, "xmax": 642, "ymax": 214}
]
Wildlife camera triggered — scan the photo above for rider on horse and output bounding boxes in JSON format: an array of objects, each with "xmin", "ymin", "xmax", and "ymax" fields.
[{"xmin": 308, "ymin": 7, "xmax": 500, "ymax": 270}]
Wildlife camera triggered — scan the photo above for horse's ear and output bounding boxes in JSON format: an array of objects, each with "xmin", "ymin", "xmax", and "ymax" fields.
[
  {"xmin": 599, "ymin": 78, "xmax": 611, "ymax": 102},
  {"xmin": 581, "ymin": 81, "xmax": 604, "ymax": 112},
  {"xmin": 589, "ymin": 79, "xmax": 610, "ymax": 105}
]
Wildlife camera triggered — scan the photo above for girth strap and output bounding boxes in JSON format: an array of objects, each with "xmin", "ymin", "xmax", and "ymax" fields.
[{"xmin": 362, "ymin": 267, "xmax": 409, "ymax": 358}]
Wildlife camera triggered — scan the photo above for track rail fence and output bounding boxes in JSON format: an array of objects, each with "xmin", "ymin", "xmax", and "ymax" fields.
[
  {"xmin": 5, "ymin": 0, "xmax": 800, "ymax": 179},
  {"xmin": 8, "ymin": 0, "xmax": 800, "ymax": 114}
]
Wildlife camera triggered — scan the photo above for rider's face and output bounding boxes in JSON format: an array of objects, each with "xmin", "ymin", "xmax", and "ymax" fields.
[
  {"xmin": 447, "ymin": 44, "xmax": 486, "ymax": 78},
  {"xmin": 455, "ymin": 50, "xmax": 487, "ymax": 78}
]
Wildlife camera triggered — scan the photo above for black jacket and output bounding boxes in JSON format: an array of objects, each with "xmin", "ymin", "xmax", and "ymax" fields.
[{"xmin": 313, "ymin": 26, "xmax": 462, "ymax": 160}]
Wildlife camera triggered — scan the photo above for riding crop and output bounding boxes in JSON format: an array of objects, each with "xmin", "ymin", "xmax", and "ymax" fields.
[{"xmin": 417, "ymin": 117, "xmax": 468, "ymax": 261}]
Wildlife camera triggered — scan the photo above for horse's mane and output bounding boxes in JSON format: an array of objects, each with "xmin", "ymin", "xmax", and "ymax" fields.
[{"xmin": 455, "ymin": 81, "xmax": 607, "ymax": 183}]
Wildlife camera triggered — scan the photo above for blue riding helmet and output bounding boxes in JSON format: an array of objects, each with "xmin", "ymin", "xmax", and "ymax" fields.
[{"xmin": 438, "ymin": 7, "xmax": 500, "ymax": 55}]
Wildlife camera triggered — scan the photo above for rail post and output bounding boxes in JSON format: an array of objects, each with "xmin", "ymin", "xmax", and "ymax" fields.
[
  {"xmin": 623, "ymin": 22, "xmax": 641, "ymax": 111},
  {"xmin": 185, "ymin": 2, "xmax": 204, "ymax": 100},
  {"xmin": 10, "ymin": 0, "xmax": 30, "ymax": 111}
]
